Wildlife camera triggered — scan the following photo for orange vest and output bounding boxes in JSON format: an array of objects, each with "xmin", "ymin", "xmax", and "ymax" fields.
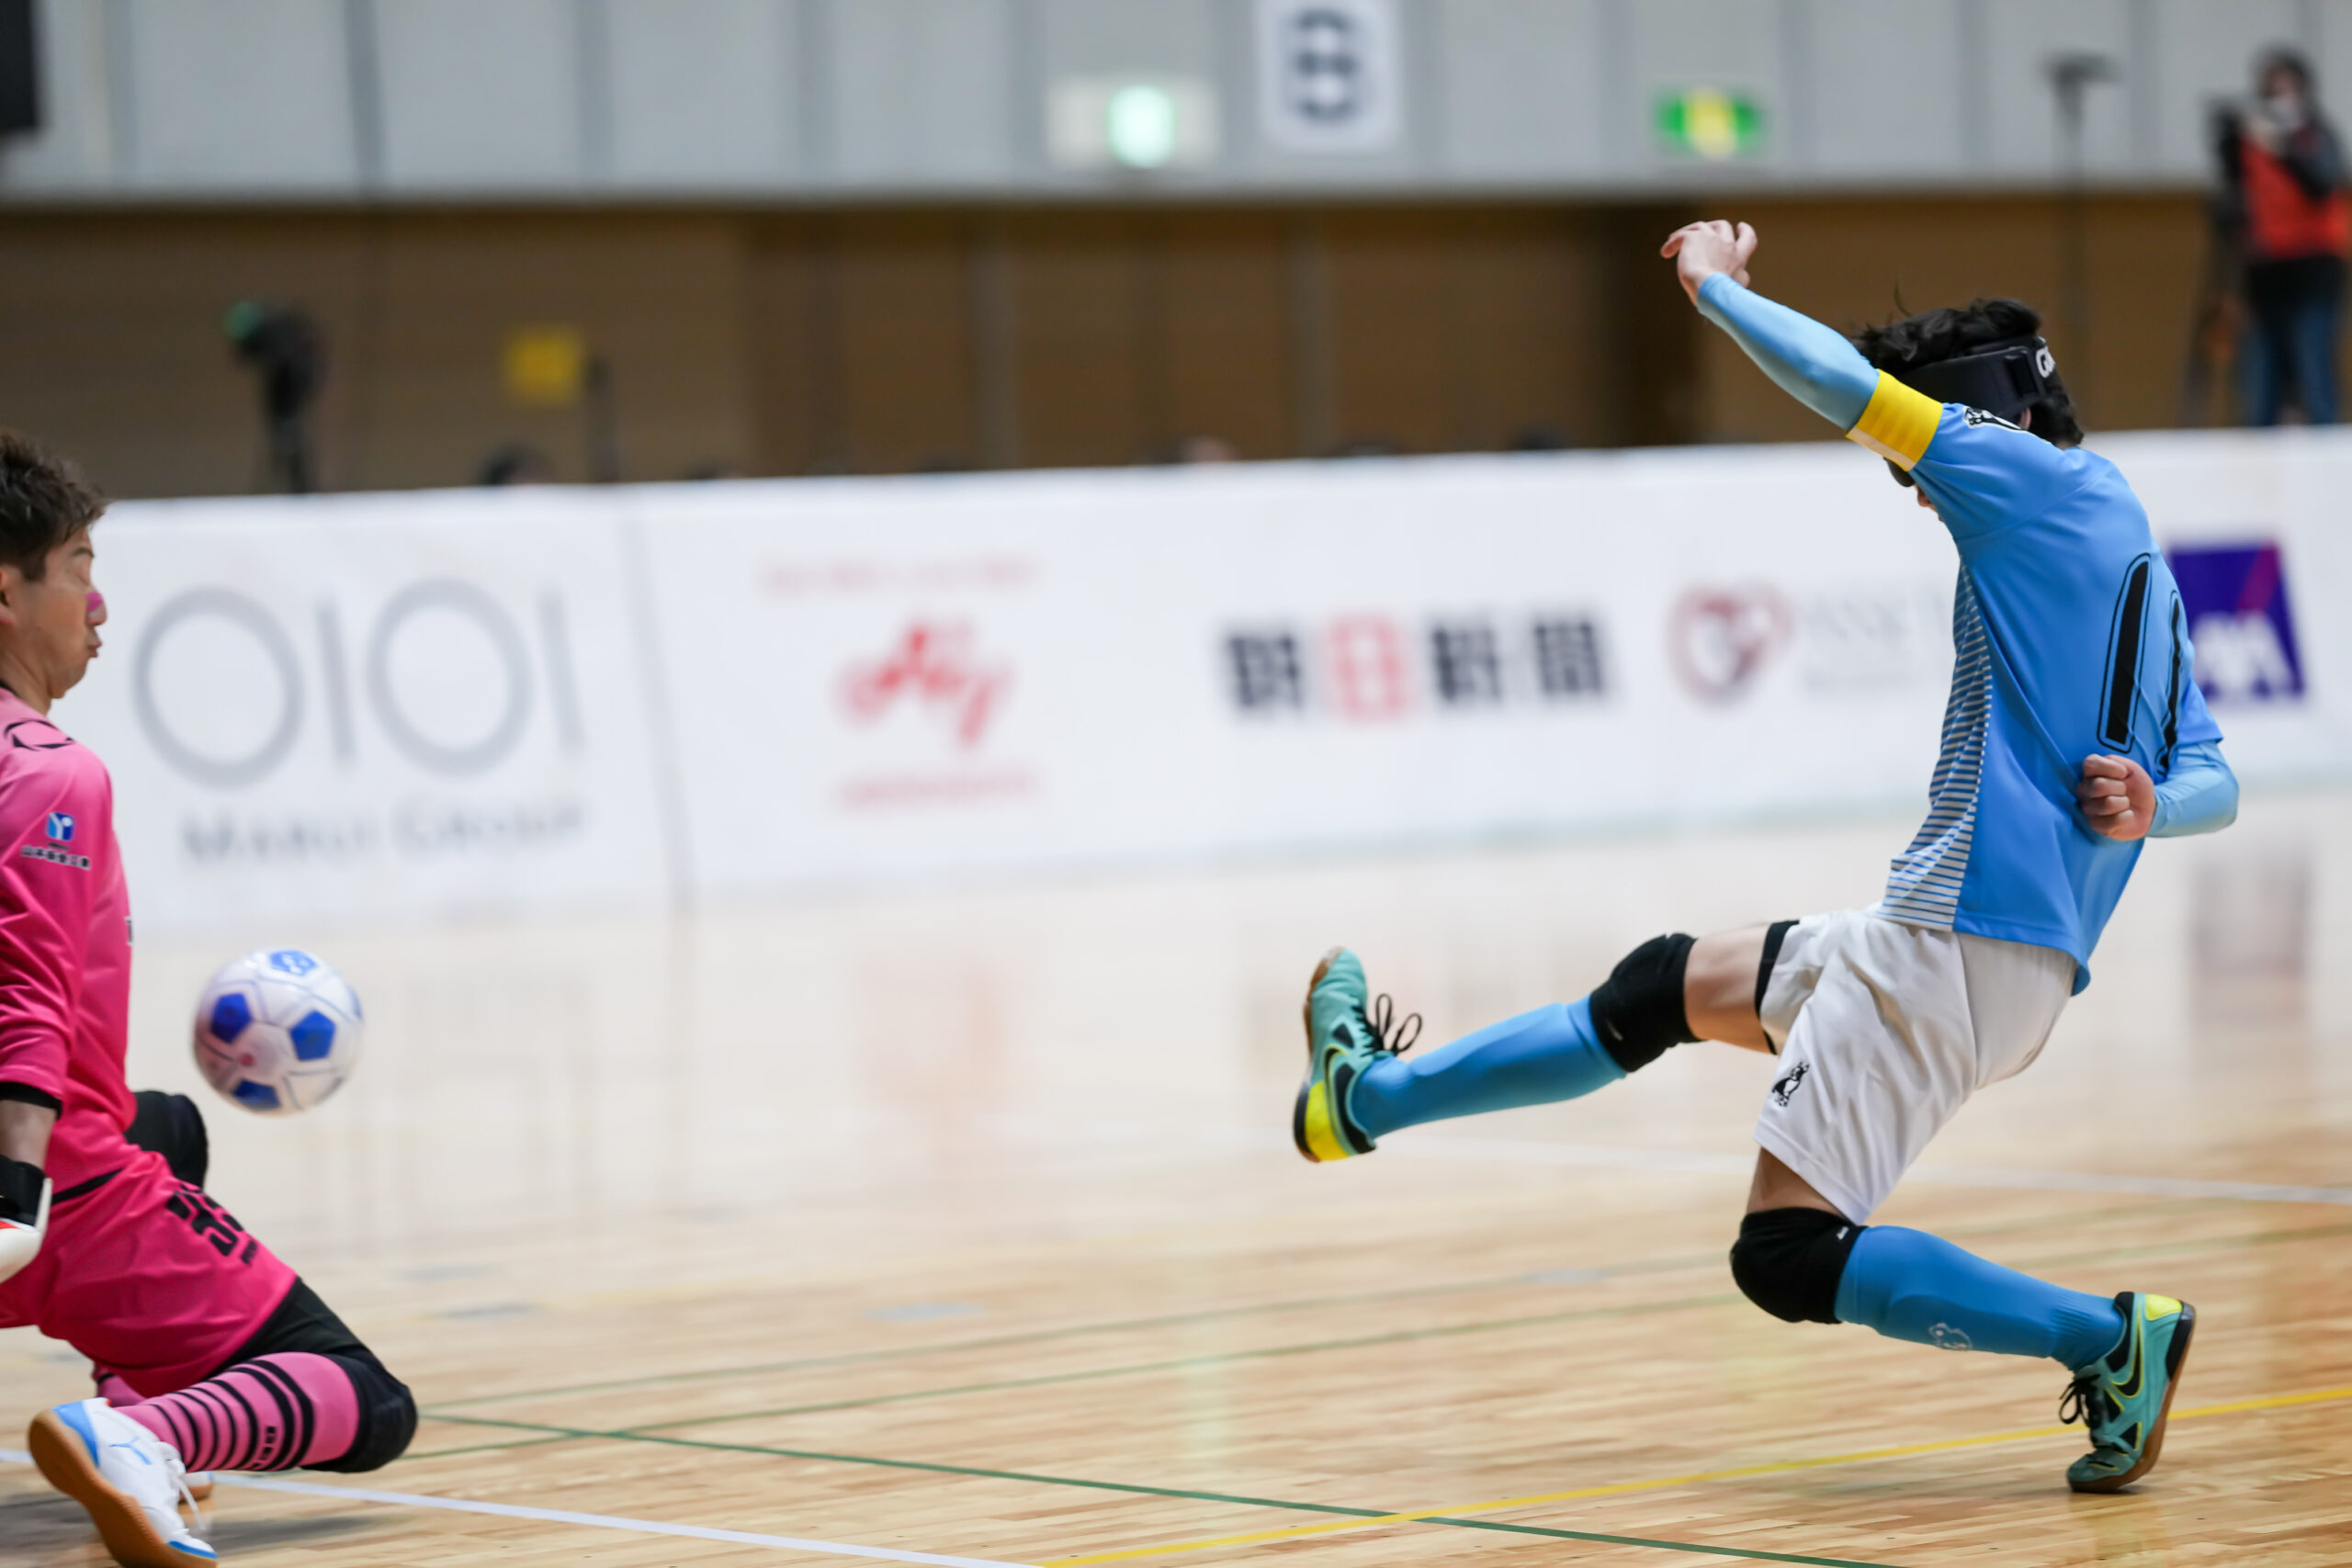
[{"xmin": 2243, "ymin": 137, "xmax": 2352, "ymax": 261}]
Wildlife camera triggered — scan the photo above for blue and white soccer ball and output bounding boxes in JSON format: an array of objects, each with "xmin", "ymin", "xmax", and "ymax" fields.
[{"xmin": 192, "ymin": 949, "xmax": 366, "ymax": 1116}]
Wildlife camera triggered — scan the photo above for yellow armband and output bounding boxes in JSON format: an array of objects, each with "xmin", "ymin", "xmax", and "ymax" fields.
[{"xmin": 1845, "ymin": 372, "xmax": 1941, "ymax": 470}]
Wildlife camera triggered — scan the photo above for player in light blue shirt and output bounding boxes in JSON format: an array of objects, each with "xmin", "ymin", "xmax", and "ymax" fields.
[{"xmin": 1288, "ymin": 220, "xmax": 2237, "ymax": 1495}]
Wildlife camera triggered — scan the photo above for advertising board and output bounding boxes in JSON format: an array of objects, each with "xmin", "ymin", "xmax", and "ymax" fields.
[{"xmin": 56, "ymin": 430, "xmax": 2352, "ymax": 927}]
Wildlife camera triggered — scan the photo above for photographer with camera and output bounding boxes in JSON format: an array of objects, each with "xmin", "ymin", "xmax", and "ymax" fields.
[{"xmin": 2217, "ymin": 48, "xmax": 2350, "ymax": 425}]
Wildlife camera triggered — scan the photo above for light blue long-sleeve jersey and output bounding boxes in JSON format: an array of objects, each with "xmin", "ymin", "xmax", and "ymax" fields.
[{"xmin": 1694, "ymin": 272, "xmax": 2238, "ymax": 989}]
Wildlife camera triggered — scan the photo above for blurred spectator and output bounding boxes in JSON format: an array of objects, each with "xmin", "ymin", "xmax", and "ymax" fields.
[
  {"xmin": 223, "ymin": 301, "xmax": 326, "ymax": 493},
  {"xmin": 2217, "ymin": 48, "xmax": 2349, "ymax": 424},
  {"xmin": 477, "ymin": 443, "xmax": 554, "ymax": 486},
  {"xmin": 1175, "ymin": 435, "xmax": 1238, "ymax": 464}
]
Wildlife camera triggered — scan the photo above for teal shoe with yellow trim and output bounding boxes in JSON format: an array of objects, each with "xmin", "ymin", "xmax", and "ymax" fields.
[
  {"xmin": 1293, "ymin": 947, "xmax": 1420, "ymax": 1163},
  {"xmin": 2060, "ymin": 1290, "xmax": 2197, "ymax": 1493}
]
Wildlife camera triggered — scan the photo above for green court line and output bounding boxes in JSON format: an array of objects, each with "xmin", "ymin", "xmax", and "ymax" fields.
[
  {"xmin": 412, "ymin": 1414, "xmax": 1905, "ymax": 1568},
  {"xmin": 615, "ymin": 1291, "xmax": 1745, "ymax": 1434},
  {"xmin": 398, "ymin": 1432, "xmax": 584, "ymax": 1463},
  {"xmin": 424, "ymin": 1413, "xmax": 1419, "ymax": 1510},
  {"xmin": 426, "ymin": 1195, "xmax": 2190, "ymax": 1416}
]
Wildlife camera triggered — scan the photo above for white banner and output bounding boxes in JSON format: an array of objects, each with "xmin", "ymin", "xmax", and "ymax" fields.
[
  {"xmin": 64, "ymin": 489, "xmax": 673, "ymax": 929},
  {"xmin": 633, "ymin": 453, "xmax": 1963, "ymax": 897},
  {"xmin": 47, "ymin": 431, "xmax": 2352, "ymax": 927}
]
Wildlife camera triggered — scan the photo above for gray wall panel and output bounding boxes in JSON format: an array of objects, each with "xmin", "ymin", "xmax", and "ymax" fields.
[
  {"xmin": 827, "ymin": 0, "xmax": 1016, "ymax": 186},
  {"xmin": 605, "ymin": 0, "xmax": 799, "ymax": 187},
  {"xmin": 1982, "ymin": 0, "xmax": 2135, "ymax": 177},
  {"xmin": 0, "ymin": 0, "xmax": 2296, "ymax": 198},
  {"xmin": 2315, "ymin": 0, "xmax": 2352, "ymax": 146},
  {"xmin": 1805, "ymin": 0, "xmax": 1968, "ymax": 178},
  {"xmin": 1625, "ymin": 0, "xmax": 1787, "ymax": 175},
  {"xmin": 0, "ymin": 0, "xmax": 120, "ymax": 188},
  {"xmin": 121, "ymin": 0, "xmax": 356, "ymax": 187},
  {"xmin": 1436, "ymin": 0, "xmax": 1606, "ymax": 179},
  {"xmin": 2147, "ymin": 0, "xmax": 2301, "ymax": 178},
  {"xmin": 375, "ymin": 0, "xmax": 585, "ymax": 188},
  {"xmin": 1038, "ymin": 0, "xmax": 1217, "ymax": 77}
]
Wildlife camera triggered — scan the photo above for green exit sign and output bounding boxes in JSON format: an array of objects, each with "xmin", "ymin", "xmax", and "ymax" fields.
[{"xmin": 1657, "ymin": 88, "xmax": 1764, "ymax": 160}]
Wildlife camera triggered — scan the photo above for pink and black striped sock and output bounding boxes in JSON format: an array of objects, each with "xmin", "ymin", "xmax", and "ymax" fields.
[
  {"xmin": 119, "ymin": 1353, "xmax": 359, "ymax": 1473},
  {"xmin": 92, "ymin": 1370, "xmax": 141, "ymax": 1407}
]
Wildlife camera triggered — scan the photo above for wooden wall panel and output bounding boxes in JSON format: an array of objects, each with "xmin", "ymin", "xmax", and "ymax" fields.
[
  {"xmin": 0, "ymin": 195, "xmax": 2231, "ymax": 500},
  {"xmin": 825, "ymin": 216, "xmax": 980, "ymax": 474},
  {"xmin": 354, "ymin": 214, "xmax": 754, "ymax": 489},
  {"xmin": 1156, "ymin": 213, "xmax": 1293, "ymax": 461},
  {"xmin": 1321, "ymin": 212, "xmax": 1459, "ymax": 456},
  {"xmin": 1443, "ymin": 211, "xmax": 1594, "ymax": 451},
  {"xmin": 1006, "ymin": 213, "xmax": 1148, "ymax": 469},
  {"xmin": 0, "ymin": 217, "xmax": 371, "ymax": 498},
  {"xmin": 1690, "ymin": 196, "xmax": 2213, "ymax": 446}
]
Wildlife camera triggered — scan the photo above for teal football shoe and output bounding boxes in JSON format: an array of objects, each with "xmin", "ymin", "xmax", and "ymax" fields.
[
  {"xmin": 1293, "ymin": 947, "xmax": 1419, "ymax": 1163},
  {"xmin": 2060, "ymin": 1290, "xmax": 2197, "ymax": 1493}
]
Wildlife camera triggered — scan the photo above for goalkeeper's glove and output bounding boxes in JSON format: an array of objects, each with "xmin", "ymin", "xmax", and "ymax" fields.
[{"xmin": 0, "ymin": 1154, "xmax": 49, "ymax": 1285}]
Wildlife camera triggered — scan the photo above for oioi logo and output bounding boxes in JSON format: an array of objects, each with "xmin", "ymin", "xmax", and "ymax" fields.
[{"xmin": 130, "ymin": 581, "xmax": 582, "ymax": 788}]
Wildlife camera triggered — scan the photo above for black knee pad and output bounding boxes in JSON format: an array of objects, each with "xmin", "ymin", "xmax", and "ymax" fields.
[
  {"xmin": 1729, "ymin": 1208, "xmax": 1865, "ymax": 1325},
  {"xmin": 1588, "ymin": 933, "xmax": 1698, "ymax": 1072},
  {"xmin": 307, "ymin": 1350, "xmax": 416, "ymax": 1473},
  {"xmin": 126, "ymin": 1090, "xmax": 209, "ymax": 1189}
]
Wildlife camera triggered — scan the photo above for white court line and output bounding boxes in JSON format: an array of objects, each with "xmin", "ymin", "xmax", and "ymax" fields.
[{"xmin": 0, "ymin": 1450, "xmax": 1035, "ymax": 1568}]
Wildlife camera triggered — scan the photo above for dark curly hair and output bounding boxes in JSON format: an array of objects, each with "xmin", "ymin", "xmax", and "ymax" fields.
[
  {"xmin": 1851, "ymin": 298, "xmax": 2084, "ymax": 448},
  {"xmin": 0, "ymin": 431, "xmax": 105, "ymax": 580}
]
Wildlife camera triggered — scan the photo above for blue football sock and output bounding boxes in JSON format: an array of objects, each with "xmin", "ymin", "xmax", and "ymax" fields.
[
  {"xmin": 1835, "ymin": 1225, "xmax": 2126, "ymax": 1368},
  {"xmin": 1349, "ymin": 997, "xmax": 1625, "ymax": 1140}
]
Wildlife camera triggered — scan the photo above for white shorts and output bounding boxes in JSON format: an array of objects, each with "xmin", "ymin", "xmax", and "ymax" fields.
[{"xmin": 1753, "ymin": 908, "xmax": 2075, "ymax": 1224}]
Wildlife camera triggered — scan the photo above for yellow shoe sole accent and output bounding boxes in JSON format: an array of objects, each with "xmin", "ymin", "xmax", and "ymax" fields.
[
  {"xmin": 1294, "ymin": 947, "xmax": 1356, "ymax": 1163},
  {"xmin": 1297, "ymin": 1080, "xmax": 1351, "ymax": 1163}
]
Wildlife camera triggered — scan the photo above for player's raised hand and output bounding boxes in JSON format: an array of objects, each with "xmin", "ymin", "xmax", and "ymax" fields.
[
  {"xmin": 2076, "ymin": 753, "xmax": 2157, "ymax": 841},
  {"xmin": 1660, "ymin": 220, "xmax": 1758, "ymax": 305}
]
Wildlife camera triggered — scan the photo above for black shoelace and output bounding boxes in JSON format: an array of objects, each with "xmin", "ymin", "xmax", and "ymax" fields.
[
  {"xmin": 1367, "ymin": 993, "xmax": 1422, "ymax": 1055},
  {"xmin": 2057, "ymin": 1372, "xmax": 2114, "ymax": 1431}
]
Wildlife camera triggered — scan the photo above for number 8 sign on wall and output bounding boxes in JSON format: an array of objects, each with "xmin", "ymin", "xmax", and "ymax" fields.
[{"xmin": 1257, "ymin": 0, "xmax": 1402, "ymax": 153}]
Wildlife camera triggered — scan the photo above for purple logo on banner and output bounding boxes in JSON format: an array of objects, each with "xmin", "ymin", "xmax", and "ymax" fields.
[{"xmin": 2166, "ymin": 542, "xmax": 2303, "ymax": 704}]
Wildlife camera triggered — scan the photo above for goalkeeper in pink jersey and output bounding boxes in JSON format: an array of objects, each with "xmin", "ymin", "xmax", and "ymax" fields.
[{"xmin": 0, "ymin": 434, "xmax": 413, "ymax": 1566}]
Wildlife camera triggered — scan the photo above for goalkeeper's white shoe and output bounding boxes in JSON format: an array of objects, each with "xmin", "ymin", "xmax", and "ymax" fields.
[{"xmin": 28, "ymin": 1398, "xmax": 214, "ymax": 1564}]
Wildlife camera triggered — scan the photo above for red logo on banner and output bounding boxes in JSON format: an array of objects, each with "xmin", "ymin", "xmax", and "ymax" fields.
[
  {"xmin": 1323, "ymin": 615, "xmax": 1412, "ymax": 720},
  {"xmin": 1670, "ymin": 586, "xmax": 1791, "ymax": 703},
  {"xmin": 842, "ymin": 622, "xmax": 1010, "ymax": 749}
]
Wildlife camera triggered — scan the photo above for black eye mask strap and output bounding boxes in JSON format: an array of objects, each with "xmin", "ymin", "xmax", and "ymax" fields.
[{"xmin": 1894, "ymin": 335, "xmax": 2054, "ymax": 422}]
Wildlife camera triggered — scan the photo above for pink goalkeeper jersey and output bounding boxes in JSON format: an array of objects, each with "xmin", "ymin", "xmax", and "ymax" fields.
[{"xmin": 0, "ymin": 686, "xmax": 137, "ymax": 1188}]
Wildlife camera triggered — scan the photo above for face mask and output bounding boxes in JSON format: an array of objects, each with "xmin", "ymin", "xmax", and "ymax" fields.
[{"xmin": 2264, "ymin": 91, "xmax": 2308, "ymax": 129}]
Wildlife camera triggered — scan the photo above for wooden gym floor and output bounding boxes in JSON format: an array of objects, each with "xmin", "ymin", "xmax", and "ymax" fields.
[{"xmin": 3, "ymin": 789, "xmax": 2348, "ymax": 1567}]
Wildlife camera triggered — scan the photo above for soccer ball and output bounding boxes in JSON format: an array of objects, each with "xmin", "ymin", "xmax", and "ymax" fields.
[{"xmin": 191, "ymin": 949, "xmax": 365, "ymax": 1116}]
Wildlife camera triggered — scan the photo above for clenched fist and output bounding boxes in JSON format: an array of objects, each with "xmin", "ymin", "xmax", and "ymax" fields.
[{"xmin": 2077, "ymin": 753, "xmax": 2156, "ymax": 841}]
